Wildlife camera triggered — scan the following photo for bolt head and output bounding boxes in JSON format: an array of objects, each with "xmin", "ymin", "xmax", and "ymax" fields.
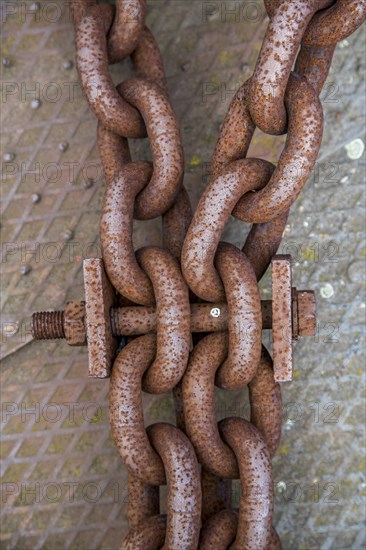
[
  {"xmin": 3, "ymin": 152, "xmax": 15, "ymax": 162},
  {"xmin": 20, "ymin": 265, "xmax": 31, "ymax": 275},
  {"xmin": 58, "ymin": 142, "xmax": 68, "ymax": 152},
  {"xmin": 84, "ymin": 179, "xmax": 94, "ymax": 189},
  {"xmin": 63, "ymin": 229, "xmax": 73, "ymax": 241},
  {"xmin": 31, "ymin": 98, "xmax": 41, "ymax": 110},
  {"xmin": 63, "ymin": 60, "xmax": 73, "ymax": 70}
]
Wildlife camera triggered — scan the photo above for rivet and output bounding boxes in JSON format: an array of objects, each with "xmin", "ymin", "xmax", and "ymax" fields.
[
  {"xmin": 63, "ymin": 229, "xmax": 73, "ymax": 241},
  {"xmin": 241, "ymin": 63, "xmax": 249, "ymax": 72},
  {"xmin": 3, "ymin": 152, "xmax": 15, "ymax": 162},
  {"xmin": 20, "ymin": 265, "xmax": 31, "ymax": 275},
  {"xmin": 84, "ymin": 179, "xmax": 94, "ymax": 189},
  {"xmin": 2, "ymin": 57, "xmax": 11, "ymax": 68},
  {"xmin": 63, "ymin": 60, "xmax": 73, "ymax": 70},
  {"xmin": 276, "ymin": 481, "xmax": 287, "ymax": 493},
  {"xmin": 58, "ymin": 142, "xmax": 69, "ymax": 152},
  {"xmin": 31, "ymin": 193, "xmax": 41, "ymax": 204},
  {"xmin": 30, "ymin": 2, "xmax": 40, "ymax": 11},
  {"xmin": 181, "ymin": 62, "xmax": 190, "ymax": 72},
  {"xmin": 31, "ymin": 98, "xmax": 41, "ymax": 110}
]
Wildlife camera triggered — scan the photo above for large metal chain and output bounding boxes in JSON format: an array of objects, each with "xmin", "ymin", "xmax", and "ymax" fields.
[{"xmin": 37, "ymin": 1, "xmax": 366, "ymax": 547}]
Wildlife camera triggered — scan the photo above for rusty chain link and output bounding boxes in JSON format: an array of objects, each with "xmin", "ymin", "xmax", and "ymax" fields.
[{"xmin": 30, "ymin": 0, "xmax": 366, "ymax": 547}]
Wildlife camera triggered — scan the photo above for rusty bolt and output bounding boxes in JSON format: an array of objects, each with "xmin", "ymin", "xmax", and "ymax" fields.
[
  {"xmin": 31, "ymin": 311, "xmax": 65, "ymax": 340},
  {"xmin": 31, "ymin": 256, "xmax": 316, "ymax": 379},
  {"xmin": 31, "ymin": 291, "xmax": 315, "ymax": 340},
  {"xmin": 64, "ymin": 301, "xmax": 87, "ymax": 345},
  {"xmin": 32, "ymin": 302, "xmax": 86, "ymax": 345}
]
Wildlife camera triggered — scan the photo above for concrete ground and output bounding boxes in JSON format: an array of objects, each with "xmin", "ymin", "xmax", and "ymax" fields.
[{"xmin": 1, "ymin": 1, "xmax": 365, "ymax": 549}]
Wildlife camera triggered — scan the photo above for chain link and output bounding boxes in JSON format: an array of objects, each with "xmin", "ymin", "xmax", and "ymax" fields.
[{"xmin": 67, "ymin": 1, "xmax": 366, "ymax": 547}]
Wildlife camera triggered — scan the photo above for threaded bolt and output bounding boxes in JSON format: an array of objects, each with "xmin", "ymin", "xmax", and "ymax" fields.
[{"xmin": 31, "ymin": 311, "xmax": 65, "ymax": 339}]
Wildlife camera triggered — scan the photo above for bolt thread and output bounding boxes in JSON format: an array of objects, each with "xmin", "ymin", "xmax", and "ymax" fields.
[{"xmin": 31, "ymin": 311, "xmax": 65, "ymax": 340}]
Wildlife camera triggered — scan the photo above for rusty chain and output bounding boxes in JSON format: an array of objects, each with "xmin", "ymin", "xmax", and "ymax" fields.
[{"xmin": 31, "ymin": 0, "xmax": 366, "ymax": 547}]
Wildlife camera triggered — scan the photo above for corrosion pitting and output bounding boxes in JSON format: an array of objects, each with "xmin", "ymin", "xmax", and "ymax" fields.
[{"xmin": 31, "ymin": 1, "xmax": 366, "ymax": 545}]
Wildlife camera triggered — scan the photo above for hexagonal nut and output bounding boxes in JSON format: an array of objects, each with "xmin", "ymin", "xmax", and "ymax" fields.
[{"xmin": 64, "ymin": 301, "xmax": 87, "ymax": 346}]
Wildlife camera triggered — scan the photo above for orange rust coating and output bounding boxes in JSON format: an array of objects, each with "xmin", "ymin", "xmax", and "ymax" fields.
[
  {"xmin": 199, "ymin": 509, "xmax": 238, "ymax": 549},
  {"xmin": 302, "ymin": 0, "xmax": 366, "ymax": 47},
  {"xmin": 75, "ymin": 5, "xmax": 146, "ymax": 138},
  {"xmin": 172, "ymin": 381, "xmax": 186, "ymax": 431},
  {"xmin": 297, "ymin": 290, "xmax": 317, "ymax": 337},
  {"xmin": 162, "ymin": 187, "xmax": 193, "ymax": 260},
  {"xmin": 249, "ymin": 346, "xmax": 282, "ymax": 457},
  {"xmin": 183, "ymin": 333, "xmax": 281, "ymax": 478},
  {"xmin": 132, "ymin": 26, "xmax": 168, "ymax": 94},
  {"xmin": 211, "ymin": 80, "xmax": 255, "ymax": 179},
  {"xmin": 121, "ymin": 514, "xmax": 166, "ymax": 550},
  {"xmin": 63, "ymin": 301, "xmax": 86, "ymax": 346},
  {"xmin": 263, "ymin": 0, "xmax": 334, "ymax": 18},
  {"xmin": 182, "ymin": 333, "xmax": 239, "ymax": 478},
  {"xmin": 214, "ymin": 243, "xmax": 262, "ymax": 390},
  {"xmin": 249, "ymin": 0, "xmax": 331, "ymax": 135},
  {"xmin": 101, "ymin": 161, "xmax": 154, "ymax": 306},
  {"xmin": 272, "ymin": 255, "xmax": 293, "ymax": 382},
  {"xmin": 137, "ymin": 247, "xmax": 190, "ymax": 394},
  {"xmin": 109, "ymin": 334, "xmax": 166, "ymax": 485},
  {"xmin": 268, "ymin": 527, "xmax": 283, "ymax": 550},
  {"xmin": 294, "ymin": 43, "xmax": 335, "ymax": 95},
  {"xmin": 68, "ymin": 0, "xmax": 97, "ymax": 26},
  {"xmin": 111, "ymin": 300, "xmax": 274, "ymax": 335},
  {"xmin": 107, "ymin": 0, "xmax": 147, "ymax": 64},
  {"xmin": 127, "ymin": 474, "xmax": 159, "ymax": 530},
  {"xmin": 201, "ymin": 469, "xmax": 232, "ymax": 523},
  {"xmin": 98, "ymin": 123, "xmax": 131, "ymax": 182},
  {"xmin": 118, "ymin": 78, "xmax": 184, "ymax": 220},
  {"xmin": 218, "ymin": 418, "xmax": 273, "ymax": 549},
  {"xmin": 199, "ymin": 509, "xmax": 282, "ymax": 550},
  {"xmin": 147, "ymin": 423, "xmax": 202, "ymax": 550},
  {"xmin": 210, "ymin": 80, "xmax": 289, "ymax": 281},
  {"xmin": 83, "ymin": 258, "xmax": 117, "ymax": 378},
  {"xmin": 242, "ymin": 210, "xmax": 289, "ymax": 281},
  {"xmin": 181, "ymin": 158, "xmax": 274, "ymax": 302},
  {"xmin": 234, "ymin": 74, "xmax": 324, "ymax": 223}
]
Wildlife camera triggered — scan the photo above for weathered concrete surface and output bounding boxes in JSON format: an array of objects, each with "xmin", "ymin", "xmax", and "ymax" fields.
[{"xmin": 1, "ymin": 1, "xmax": 365, "ymax": 548}]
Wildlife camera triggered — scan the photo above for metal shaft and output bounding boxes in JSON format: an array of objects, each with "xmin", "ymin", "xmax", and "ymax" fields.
[{"xmin": 31, "ymin": 301, "xmax": 273, "ymax": 341}]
